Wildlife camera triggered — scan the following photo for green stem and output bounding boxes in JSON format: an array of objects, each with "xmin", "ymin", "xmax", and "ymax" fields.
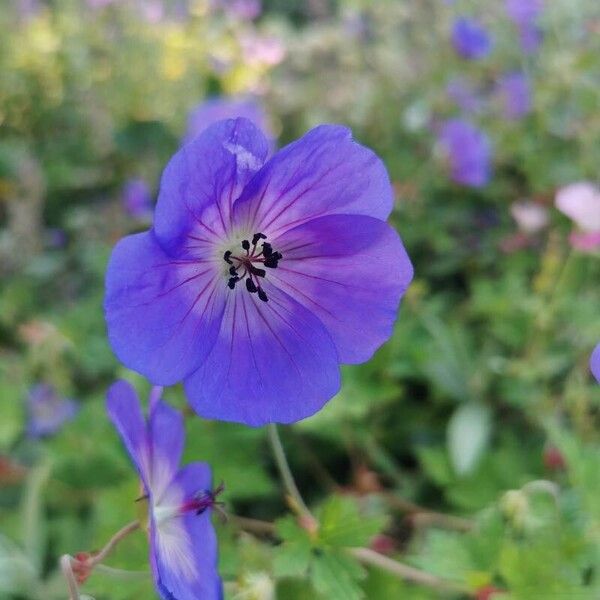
[{"xmin": 267, "ymin": 424, "xmax": 313, "ymax": 518}]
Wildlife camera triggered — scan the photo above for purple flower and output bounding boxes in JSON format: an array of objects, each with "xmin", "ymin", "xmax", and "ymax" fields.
[
  {"xmin": 212, "ymin": 0, "xmax": 261, "ymax": 20},
  {"xmin": 591, "ymin": 344, "xmax": 600, "ymax": 384},
  {"xmin": 104, "ymin": 119, "xmax": 413, "ymax": 426},
  {"xmin": 16, "ymin": 0, "xmax": 40, "ymax": 19},
  {"xmin": 497, "ymin": 71, "xmax": 532, "ymax": 120},
  {"xmin": 107, "ymin": 381, "xmax": 222, "ymax": 599},
  {"xmin": 438, "ymin": 119, "xmax": 492, "ymax": 188},
  {"xmin": 451, "ymin": 18, "xmax": 492, "ymax": 60},
  {"xmin": 27, "ymin": 384, "xmax": 78, "ymax": 438},
  {"xmin": 517, "ymin": 22, "xmax": 543, "ymax": 54},
  {"xmin": 505, "ymin": 0, "xmax": 543, "ymax": 26},
  {"xmin": 446, "ymin": 77, "xmax": 482, "ymax": 114},
  {"xmin": 184, "ymin": 97, "xmax": 271, "ymax": 147},
  {"xmin": 505, "ymin": 0, "xmax": 544, "ymax": 53},
  {"xmin": 123, "ymin": 178, "xmax": 153, "ymax": 219}
]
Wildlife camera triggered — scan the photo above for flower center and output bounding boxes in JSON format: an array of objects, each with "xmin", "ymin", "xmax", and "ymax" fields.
[
  {"xmin": 223, "ymin": 232, "xmax": 283, "ymax": 302},
  {"xmin": 179, "ymin": 481, "xmax": 225, "ymax": 517},
  {"xmin": 148, "ymin": 482, "xmax": 226, "ymax": 525}
]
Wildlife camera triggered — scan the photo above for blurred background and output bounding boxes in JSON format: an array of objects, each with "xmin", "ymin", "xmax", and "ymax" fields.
[{"xmin": 0, "ymin": 0, "xmax": 599, "ymax": 598}]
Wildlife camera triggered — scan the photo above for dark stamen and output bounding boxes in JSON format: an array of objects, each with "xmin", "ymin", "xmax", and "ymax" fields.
[
  {"xmin": 249, "ymin": 265, "xmax": 266, "ymax": 278},
  {"xmin": 262, "ymin": 242, "xmax": 273, "ymax": 258},
  {"xmin": 264, "ymin": 251, "xmax": 282, "ymax": 268},
  {"xmin": 224, "ymin": 235, "xmax": 282, "ymax": 296}
]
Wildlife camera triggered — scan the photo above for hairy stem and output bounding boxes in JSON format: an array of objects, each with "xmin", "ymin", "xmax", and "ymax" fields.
[
  {"xmin": 350, "ymin": 548, "xmax": 469, "ymax": 595},
  {"xmin": 265, "ymin": 425, "xmax": 470, "ymax": 595},
  {"xmin": 60, "ymin": 555, "xmax": 80, "ymax": 600},
  {"xmin": 267, "ymin": 423, "xmax": 313, "ymax": 518},
  {"xmin": 88, "ymin": 520, "xmax": 140, "ymax": 568}
]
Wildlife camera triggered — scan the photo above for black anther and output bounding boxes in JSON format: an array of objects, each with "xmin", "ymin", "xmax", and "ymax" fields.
[
  {"xmin": 246, "ymin": 278, "xmax": 257, "ymax": 293},
  {"xmin": 262, "ymin": 242, "xmax": 273, "ymax": 258},
  {"xmin": 223, "ymin": 250, "xmax": 232, "ymax": 264},
  {"xmin": 257, "ymin": 288, "xmax": 268, "ymax": 302},
  {"xmin": 241, "ymin": 240, "xmax": 250, "ymax": 251},
  {"xmin": 229, "ymin": 266, "xmax": 237, "ymax": 276},
  {"xmin": 250, "ymin": 265, "xmax": 266, "ymax": 278},
  {"xmin": 252, "ymin": 232, "xmax": 267, "ymax": 245}
]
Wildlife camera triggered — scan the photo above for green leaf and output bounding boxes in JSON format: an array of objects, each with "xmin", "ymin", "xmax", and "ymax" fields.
[
  {"xmin": 273, "ymin": 516, "xmax": 313, "ymax": 578},
  {"xmin": 273, "ymin": 539, "xmax": 313, "ymax": 578},
  {"xmin": 447, "ymin": 403, "xmax": 492, "ymax": 476},
  {"xmin": 318, "ymin": 496, "xmax": 386, "ymax": 548},
  {"xmin": 0, "ymin": 534, "xmax": 38, "ymax": 596},
  {"xmin": 310, "ymin": 550, "xmax": 365, "ymax": 600},
  {"xmin": 20, "ymin": 461, "xmax": 52, "ymax": 575}
]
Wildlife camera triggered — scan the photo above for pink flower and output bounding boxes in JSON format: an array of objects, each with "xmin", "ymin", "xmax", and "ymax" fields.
[
  {"xmin": 510, "ymin": 201, "xmax": 548, "ymax": 234},
  {"xmin": 555, "ymin": 182, "xmax": 600, "ymax": 252}
]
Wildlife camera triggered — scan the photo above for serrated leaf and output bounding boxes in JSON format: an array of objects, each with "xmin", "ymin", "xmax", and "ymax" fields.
[
  {"xmin": 310, "ymin": 550, "xmax": 364, "ymax": 600},
  {"xmin": 318, "ymin": 496, "xmax": 386, "ymax": 548},
  {"xmin": 447, "ymin": 403, "xmax": 492, "ymax": 476},
  {"xmin": 273, "ymin": 539, "xmax": 313, "ymax": 578}
]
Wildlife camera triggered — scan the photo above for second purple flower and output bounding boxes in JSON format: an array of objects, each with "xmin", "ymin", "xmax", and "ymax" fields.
[{"xmin": 104, "ymin": 119, "xmax": 413, "ymax": 425}]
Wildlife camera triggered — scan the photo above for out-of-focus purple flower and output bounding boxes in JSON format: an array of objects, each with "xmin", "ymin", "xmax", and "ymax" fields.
[
  {"xmin": 86, "ymin": 0, "xmax": 116, "ymax": 8},
  {"xmin": 104, "ymin": 119, "xmax": 413, "ymax": 425},
  {"xmin": 184, "ymin": 96, "xmax": 272, "ymax": 146},
  {"xmin": 438, "ymin": 119, "xmax": 492, "ymax": 187},
  {"xmin": 27, "ymin": 384, "xmax": 78, "ymax": 438},
  {"xmin": 107, "ymin": 381, "xmax": 222, "ymax": 599},
  {"xmin": 451, "ymin": 18, "xmax": 492, "ymax": 60},
  {"xmin": 46, "ymin": 228, "xmax": 68, "ymax": 249},
  {"xmin": 497, "ymin": 71, "xmax": 532, "ymax": 120},
  {"xmin": 556, "ymin": 182, "xmax": 600, "ymax": 252},
  {"xmin": 213, "ymin": 0, "xmax": 261, "ymax": 20},
  {"xmin": 505, "ymin": 1, "xmax": 544, "ymax": 53},
  {"xmin": 446, "ymin": 77, "xmax": 482, "ymax": 114},
  {"xmin": 591, "ymin": 344, "xmax": 600, "ymax": 384},
  {"xmin": 510, "ymin": 201, "xmax": 548, "ymax": 233},
  {"xmin": 16, "ymin": 0, "xmax": 40, "ymax": 19},
  {"xmin": 122, "ymin": 179, "xmax": 153, "ymax": 219},
  {"xmin": 518, "ymin": 22, "xmax": 543, "ymax": 53},
  {"xmin": 505, "ymin": 0, "xmax": 543, "ymax": 25}
]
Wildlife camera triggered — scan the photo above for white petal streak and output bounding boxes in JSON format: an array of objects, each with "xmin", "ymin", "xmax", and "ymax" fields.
[{"xmin": 156, "ymin": 515, "xmax": 198, "ymax": 581}]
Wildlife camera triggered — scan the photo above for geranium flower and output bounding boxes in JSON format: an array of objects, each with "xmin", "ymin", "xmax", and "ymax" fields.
[
  {"xmin": 504, "ymin": 0, "xmax": 544, "ymax": 54},
  {"xmin": 451, "ymin": 18, "xmax": 492, "ymax": 60},
  {"xmin": 27, "ymin": 384, "xmax": 78, "ymax": 438},
  {"xmin": 184, "ymin": 97, "xmax": 272, "ymax": 146},
  {"xmin": 591, "ymin": 344, "xmax": 600, "ymax": 384},
  {"xmin": 555, "ymin": 181, "xmax": 600, "ymax": 252},
  {"xmin": 497, "ymin": 71, "xmax": 532, "ymax": 120},
  {"xmin": 505, "ymin": 0, "xmax": 543, "ymax": 25},
  {"xmin": 106, "ymin": 381, "xmax": 222, "ymax": 599},
  {"xmin": 446, "ymin": 77, "xmax": 482, "ymax": 114},
  {"xmin": 438, "ymin": 119, "xmax": 492, "ymax": 188},
  {"xmin": 104, "ymin": 119, "xmax": 413, "ymax": 425}
]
